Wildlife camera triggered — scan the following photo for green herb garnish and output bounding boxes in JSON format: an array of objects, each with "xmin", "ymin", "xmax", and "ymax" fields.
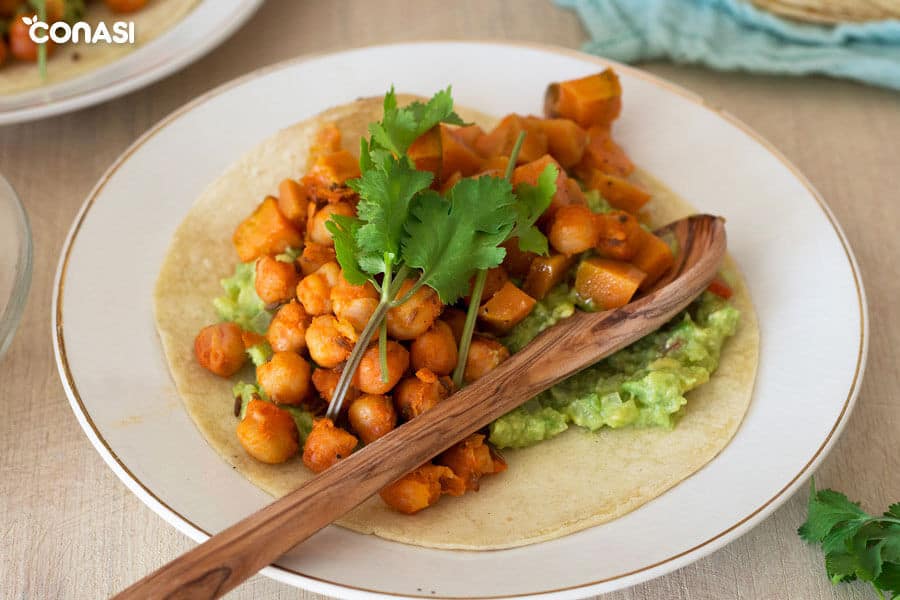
[{"xmin": 799, "ymin": 479, "xmax": 900, "ymax": 599}]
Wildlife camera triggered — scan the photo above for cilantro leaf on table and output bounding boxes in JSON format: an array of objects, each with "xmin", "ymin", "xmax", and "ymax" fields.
[
  {"xmin": 799, "ymin": 479, "xmax": 900, "ymax": 599},
  {"xmin": 368, "ymin": 87, "xmax": 464, "ymax": 157},
  {"xmin": 510, "ymin": 163, "xmax": 557, "ymax": 255},
  {"xmin": 403, "ymin": 177, "xmax": 516, "ymax": 304}
]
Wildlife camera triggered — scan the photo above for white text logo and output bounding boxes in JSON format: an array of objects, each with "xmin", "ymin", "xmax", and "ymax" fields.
[{"xmin": 24, "ymin": 15, "xmax": 135, "ymax": 45}]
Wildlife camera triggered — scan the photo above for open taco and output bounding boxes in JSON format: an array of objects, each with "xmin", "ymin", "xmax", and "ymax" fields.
[
  {"xmin": 0, "ymin": 0, "xmax": 199, "ymax": 95},
  {"xmin": 154, "ymin": 75, "xmax": 758, "ymax": 550}
]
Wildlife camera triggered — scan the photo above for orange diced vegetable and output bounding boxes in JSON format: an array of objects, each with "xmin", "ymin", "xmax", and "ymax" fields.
[
  {"xmin": 535, "ymin": 118, "xmax": 588, "ymax": 168},
  {"xmin": 512, "ymin": 154, "xmax": 569, "ymax": 222},
  {"xmin": 501, "ymin": 239, "xmax": 537, "ymax": 278},
  {"xmin": 233, "ymin": 196, "xmax": 304, "ymax": 262},
  {"xmin": 475, "ymin": 114, "xmax": 547, "ymax": 164},
  {"xmin": 440, "ymin": 171, "xmax": 462, "ymax": 194},
  {"xmin": 565, "ymin": 177, "xmax": 587, "ymax": 205},
  {"xmin": 298, "ymin": 242, "xmax": 336, "ymax": 275},
  {"xmin": 595, "ymin": 210, "xmax": 644, "ymax": 261},
  {"xmin": 577, "ymin": 126, "xmax": 634, "ymax": 178},
  {"xmin": 574, "ymin": 257, "xmax": 645, "ymax": 310},
  {"xmin": 468, "ymin": 266, "xmax": 509, "ymax": 305},
  {"xmin": 241, "ymin": 330, "xmax": 266, "ymax": 349},
  {"xmin": 308, "ymin": 123, "xmax": 342, "ymax": 163},
  {"xmin": 302, "ymin": 418, "xmax": 358, "ymax": 474},
  {"xmin": 478, "ymin": 281, "xmax": 537, "ymax": 335},
  {"xmin": 478, "ymin": 155, "xmax": 510, "ymax": 178},
  {"xmin": 454, "ymin": 124, "xmax": 485, "ymax": 146},
  {"xmin": 306, "ymin": 150, "xmax": 360, "ymax": 186},
  {"xmin": 707, "ymin": 276, "xmax": 734, "ymax": 299},
  {"xmin": 523, "ymin": 253, "xmax": 576, "ymax": 299},
  {"xmin": 585, "ymin": 170, "xmax": 651, "ymax": 215},
  {"xmin": 277, "ymin": 178, "xmax": 309, "ymax": 229},
  {"xmin": 549, "ymin": 204, "xmax": 601, "ymax": 255},
  {"xmin": 440, "ymin": 124, "xmax": 484, "ymax": 176},
  {"xmin": 437, "ymin": 434, "xmax": 507, "ymax": 492},
  {"xmin": 545, "ymin": 69, "xmax": 622, "ymax": 128},
  {"xmin": 380, "ymin": 464, "xmax": 464, "ymax": 514},
  {"xmin": 632, "ymin": 231, "xmax": 676, "ymax": 290},
  {"xmin": 408, "ymin": 126, "xmax": 442, "ymax": 180}
]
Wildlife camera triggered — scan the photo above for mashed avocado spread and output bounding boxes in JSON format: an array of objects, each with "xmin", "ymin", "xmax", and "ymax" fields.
[{"xmin": 490, "ymin": 290, "xmax": 740, "ymax": 449}]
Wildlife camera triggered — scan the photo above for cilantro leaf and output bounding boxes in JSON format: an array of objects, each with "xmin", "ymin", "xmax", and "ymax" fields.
[
  {"xmin": 798, "ymin": 481, "xmax": 868, "ymax": 543},
  {"xmin": 883, "ymin": 525, "xmax": 900, "ymax": 563},
  {"xmin": 403, "ymin": 177, "xmax": 516, "ymax": 303},
  {"xmin": 368, "ymin": 86, "xmax": 464, "ymax": 156},
  {"xmin": 825, "ymin": 551, "xmax": 859, "ymax": 584},
  {"xmin": 511, "ymin": 163, "xmax": 557, "ymax": 255},
  {"xmin": 350, "ymin": 156, "xmax": 433, "ymax": 272},
  {"xmin": 325, "ymin": 214, "xmax": 370, "ymax": 285},
  {"xmin": 875, "ymin": 562, "xmax": 900, "ymax": 595},
  {"xmin": 889, "ymin": 504, "xmax": 900, "ymax": 520}
]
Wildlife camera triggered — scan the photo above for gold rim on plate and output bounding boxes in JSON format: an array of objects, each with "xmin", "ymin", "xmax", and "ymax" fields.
[{"xmin": 52, "ymin": 41, "xmax": 867, "ymax": 599}]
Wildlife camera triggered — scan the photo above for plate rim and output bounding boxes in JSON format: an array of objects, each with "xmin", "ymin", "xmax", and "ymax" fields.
[
  {"xmin": 51, "ymin": 40, "xmax": 869, "ymax": 599},
  {"xmin": 0, "ymin": 0, "xmax": 264, "ymax": 126}
]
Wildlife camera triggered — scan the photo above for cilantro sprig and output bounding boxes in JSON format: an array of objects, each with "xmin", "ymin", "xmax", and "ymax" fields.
[
  {"xmin": 324, "ymin": 88, "xmax": 518, "ymax": 418},
  {"xmin": 449, "ymin": 133, "xmax": 557, "ymax": 388},
  {"xmin": 799, "ymin": 479, "xmax": 900, "ymax": 599}
]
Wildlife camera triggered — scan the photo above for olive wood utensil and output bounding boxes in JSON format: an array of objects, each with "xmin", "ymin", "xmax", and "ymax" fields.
[{"xmin": 114, "ymin": 214, "xmax": 726, "ymax": 600}]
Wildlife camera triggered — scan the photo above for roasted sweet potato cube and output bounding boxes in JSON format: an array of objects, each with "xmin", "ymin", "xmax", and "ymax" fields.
[
  {"xmin": 302, "ymin": 418, "xmax": 358, "ymax": 474},
  {"xmin": 632, "ymin": 230, "xmax": 675, "ymax": 290},
  {"xmin": 501, "ymin": 238, "xmax": 537, "ymax": 278},
  {"xmin": 565, "ymin": 177, "xmax": 587, "ymax": 205},
  {"xmin": 306, "ymin": 150, "xmax": 360, "ymax": 186},
  {"xmin": 440, "ymin": 124, "xmax": 484, "ymax": 176},
  {"xmin": 475, "ymin": 114, "xmax": 547, "ymax": 164},
  {"xmin": 535, "ymin": 118, "xmax": 588, "ymax": 168},
  {"xmin": 595, "ymin": 210, "xmax": 644, "ymax": 261},
  {"xmin": 440, "ymin": 171, "xmax": 462, "ymax": 194},
  {"xmin": 511, "ymin": 154, "xmax": 569, "ymax": 222},
  {"xmin": 233, "ymin": 197, "xmax": 304, "ymax": 262},
  {"xmin": 574, "ymin": 257, "xmax": 645, "ymax": 310},
  {"xmin": 454, "ymin": 124, "xmax": 485, "ymax": 146},
  {"xmin": 576, "ymin": 126, "xmax": 634, "ymax": 178},
  {"xmin": 467, "ymin": 266, "xmax": 509, "ymax": 305},
  {"xmin": 437, "ymin": 434, "xmax": 507, "ymax": 492},
  {"xmin": 523, "ymin": 253, "xmax": 576, "ymax": 300},
  {"xmin": 477, "ymin": 281, "xmax": 537, "ymax": 335},
  {"xmin": 478, "ymin": 155, "xmax": 510, "ymax": 178},
  {"xmin": 408, "ymin": 126, "xmax": 442, "ymax": 180},
  {"xmin": 585, "ymin": 170, "xmax": 651, "ymax": 214},
  {"xmin": 545, "ymin": 69, "xmax": 622, "ymax": 128}
]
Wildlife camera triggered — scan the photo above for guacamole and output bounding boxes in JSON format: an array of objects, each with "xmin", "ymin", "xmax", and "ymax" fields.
[
  {"xmin": 213, "ymin": 262, "xmax": 271, "ymax": 334},
  {"xmin": 490, "ymin": 290, "xmax": 740, "ymax": 449}
]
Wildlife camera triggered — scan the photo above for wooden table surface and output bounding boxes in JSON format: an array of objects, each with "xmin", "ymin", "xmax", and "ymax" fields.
[{"xmin": 1, "ymin": 1, "xmax": 898, "ymax": 598}]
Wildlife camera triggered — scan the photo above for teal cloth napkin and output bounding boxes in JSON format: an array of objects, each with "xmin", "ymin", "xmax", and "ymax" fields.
[{"xmin": 557, "ymin": 0, "xmax": 900, "ymax": 90}]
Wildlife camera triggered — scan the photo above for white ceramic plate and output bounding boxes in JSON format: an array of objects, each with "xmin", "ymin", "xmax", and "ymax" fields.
[
  {"xmin": 53, "ymin": 42, "xmax": 867, "ymax": 599},
  {"xmin": 0, "ymin": 0, "xmax": 262, "ymax": 125}
]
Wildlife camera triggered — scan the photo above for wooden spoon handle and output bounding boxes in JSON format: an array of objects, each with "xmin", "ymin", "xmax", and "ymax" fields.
[{"xmin": 114, "ymin": 215, "xmax": 725, "ymax": 600}]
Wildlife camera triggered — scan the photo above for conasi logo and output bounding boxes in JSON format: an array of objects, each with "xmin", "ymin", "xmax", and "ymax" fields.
[{"xmin": 24, "ymin": 15, "xmax": 135, "ymax": 45}]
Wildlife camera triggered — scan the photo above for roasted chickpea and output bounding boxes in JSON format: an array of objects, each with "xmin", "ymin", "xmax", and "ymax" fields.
[
  {"xmin": 255, "ymin": 255, "xmax": 299, "ymax": 305},
  {"xmin": 298, "ymin": 242, "xmax": 336, "ymax": 275},
  {"xmin": 464, "ymin": 337, "xmax": 510, "ymax": 383},
  {"xmin": 194, "ymin": 322, "xmax": 246, "ymax": 377},
  {"xmin": 549, "ymin": 204, "xmax": 600, "ymax": 255},
  {"xmin": 266, "ymin": 301, "xmax": 309, "ymax": 354},
  {"xmin": 331, "ymin": 272, "xmax": 379, "ymax": 332},
  {"xmin": 410, "ymin": 321, "xmax": 458, "ymax": 376},
  {"xmin": 307, "ymin": 202, "xmax": 355, "ymax": 246},
  {"xmin": 441, "ymin": 308, "xmax": 467, "ymax": 344},
  {"xmin": 386, "ymin": 279, "xmax": 443, "ymax": 340},
  {"xmin": 394, "ymin": 369, "xmax": 451, "ymax": 420},
  {"xmin": 348, "ymin": 394, "xmax": 397, "ymax": 444},
  {"xmin": 277, "ymin": 178, "xmax": 309, "ymax": 229},
  {"xmin": 236, "ymin": 399, "xmax": 299, "ymax": 464},
  {"xmin": 379, "ymin": 464, "xmax": 460, "ymax": 514},
  {"xmin": 305, "ymin": 315, "xmax": 356, "ymax": 368},
  {"xmin": 256, "ymin": 351, "xmax": 311, "ymax": 405},
  {"xmin": 354, "ymin": 341, "xmax": 409, "ymax": 395},
  {"xmin": 302, "ymin": 418, "xmax": 358, "ymax": 473},
  {"xmin": 296, "ymin": 261, "xmax": 340, "ymax": 315}
]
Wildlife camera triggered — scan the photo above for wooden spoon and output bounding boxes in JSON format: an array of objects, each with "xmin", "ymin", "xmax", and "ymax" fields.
[{"xmin": 115, "ymin": 214, "xmax": 726, "ymax": 600}]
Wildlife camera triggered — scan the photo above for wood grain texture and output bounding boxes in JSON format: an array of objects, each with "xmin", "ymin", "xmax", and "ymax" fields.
[
  {"xmin": 116, "ymin": 216, "xmax": 724, "ymax": 599},
  {"xmin": 0, "ymin": 1, "xmax": 897, "ymax": 599}
]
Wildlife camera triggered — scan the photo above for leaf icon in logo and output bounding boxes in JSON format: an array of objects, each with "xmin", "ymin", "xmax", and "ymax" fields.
[{"xmin": 22, "ymin": 15, "xmax": 34, "ymax": 26}]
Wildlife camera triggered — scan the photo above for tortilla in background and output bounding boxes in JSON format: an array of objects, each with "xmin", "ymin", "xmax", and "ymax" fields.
[{"xmin": 154, "ymin": 96, "xmax": 759, "ymax": 550}]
